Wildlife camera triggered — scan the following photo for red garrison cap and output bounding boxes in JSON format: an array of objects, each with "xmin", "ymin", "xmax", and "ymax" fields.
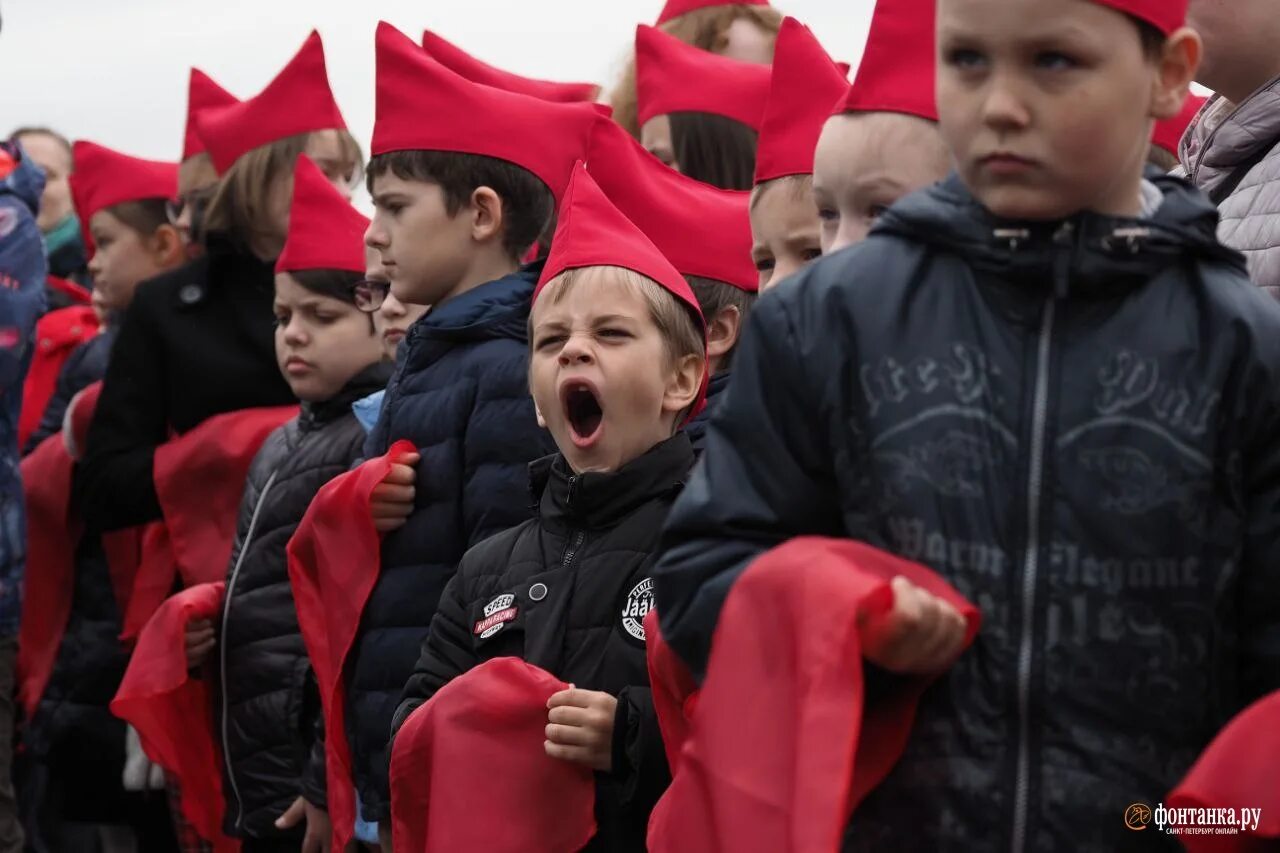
[
  {"xmin": 421, "ymin": 30, "xmax": 600, "ymax": 103},
  {"xmin": 1093, "ymin": 0, "xmax": 1187, "ymax": 35},
  {"xmin": 374, "ymin": 22, "xmax": 600, "ymax": 204},
  {"xmin": 754, "ymin": 17, "xmax": 849, "ymax": 184},
  {"xmin": 588, "ymin": 120, "xmax": 756, "ymax": 291},
  {"xmin": 182, "ymin": 69, "xmax": 238, "ymax": 162},
  {"xmin": 69, "ymin": 141, "xmax": 178, "ymax": 259},
  {"xmin": 635, "ymin": 24, "xmax": 772, "ymax": 130},
  {"xmin": 195, "ymin": 31, "xmax": 347, "ymax": 174},
  {"xmin": 276, "ymin": 155, "xmax": 369, "ymax": 275},
  {"xmin": 837, "ymin": 0, "xmax": 937, "ymax": 122},
  {"xmin": 1152, "ymin": 92, "xmax": 1207, "ymax": 157},
  {"xmin": 655, "ymin": 0, "xmax": 771, "ymax": 26}
]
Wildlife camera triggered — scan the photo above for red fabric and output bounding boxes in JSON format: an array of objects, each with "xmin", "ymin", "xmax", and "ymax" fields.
[
  {"xmin": 44, "ymin": 275, "xmax": 92, "ymax": 306},
  {"xmin": 655, "ymin": 0, "xmax": 770, "ymax": 26},
  {"xmin": 1095, "ymin": 0, "xmax": 1187, "ymax": 34},
  {"xmin": 1165, "ymin": 691, "xmax": 1280, "ymax": 851},
  {"xmin": 373, "ymin": 23, "xmax": 600, "ymax": 205},
  {"xmin": 286, "ymin": 440, "xmax": 417, "ymax": 851},
  {"xmin": 389, "ymin": 658, "xmax": 597, "ymax": 853},
  {"xmin": 635, "ymin": 24, "xmax": 772, "ymax": 131},
  {"xmin": 15, "ymin": 435, "xmax": 80, "ymax": 719},
  {"xmin": 195, "ymin": 31, "xmax": 347, "ymax": 174},
  {"xmin": 18, "ymin": 307, "xmax": 99, "ymax": 451},
  {"xmin": 754, "ymin": 18, "xmax": 850, "ymax": 184},
  {"xmin": 121, "ymin": 406, "xmax": 297, "ymax": 639},
  {"xmin": 838, "ymin": 0, "xmax": 937, "ymax": 122},
  {"xmin": 111, "ymin": 582, "xmax": 240, "ymax": 852},
  {"xmin": 183, "ymin": 68, "xmax": 239, "ymax": 162},
  {"xmin": 646, "ymin": 537, "xmax": 981, "ymax": 853},
  {"xmin": 587, "ymin": 120, "xmax": 756, "ymax": 291},
  {"xmin": 421, "ymin": 30, "xmax": 600, "ymax": 103},
  {"xmin": 69, "ymin": 141, "xmax": 178, "ymax": 261},
  {"xmin": 1153, "ymin": 93, "xmax": 1208, "ymax": 157},
  {"xmin": 275, "ymin": 155, "xmax": 368, "ymax": 275}
]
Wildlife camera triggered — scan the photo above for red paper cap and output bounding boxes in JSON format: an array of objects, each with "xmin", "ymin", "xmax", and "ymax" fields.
[
  {"xmin": 588, "ymin": 120, "xmax": 756, "ymax": 291},
  {"xmin": 374, "ymin": 22, "xmax": 601, "ymax": 204},
  {"xmin": 182, "ymin": 68, "xmax": 238, "ymax": 162},
  {"xmin": 1152, "ymin": 92, "xmax": 1207, "ymax": 156},
  {"xmin": 838, "ymin": 0, "xmax": 937, "ymax": 122},
  {"xmin": 655, "ymin": 0, "xmax": 770, "ymax": 25},
  {"xmin": 635, "ymin": 24, "xmax": 772, "ymax": 130},
  {"xmin": 754, "ymin": 18, "xmax": 849, "ymax": 184},
  {"xmin": 195, "ymin": 31, "xmax": 347, "ymax": 174},
  {"xmin": 276, "ymin": 155, "xmax": 370, "ymax": 275},
  {"xmin": 1093, "ymin": 0, "xmax": 1187, "ymax": 34},
  {"xmin": 422, "ymin": 30, "xmax": 600, "ymax": 103},
  {"xmin": 69, "ymin": 141, "xmax": 178, "ymax": 260}
]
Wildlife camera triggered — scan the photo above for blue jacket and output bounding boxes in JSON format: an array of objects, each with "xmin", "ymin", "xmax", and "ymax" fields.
[
  {"xmin": 681, "ymin": 369, "xmax": 730, "ymax": 454},
  {"xmin": 0, "ymin": 143, "xmax": 49, "ymax": 637},
  {"xmin": 351, "ymin": 264, "xmax": 555, "ymax": 821}
]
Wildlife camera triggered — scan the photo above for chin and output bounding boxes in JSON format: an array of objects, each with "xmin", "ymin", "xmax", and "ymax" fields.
[{"xmin": 974, "ymin": 187, "xmax": 1079, "ymax": 223}]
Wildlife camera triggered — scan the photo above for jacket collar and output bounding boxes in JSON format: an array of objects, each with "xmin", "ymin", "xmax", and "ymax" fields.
[
  {"xmin": 408, "ymin": 260, "xmax": 543, "ymax": 346},
  {"xmin": 1184, "ymin": 79, "xmax": 1280, "ymax": 187},
  {"xmin": 530, "ymin": 433, "xmax": 693, "ymax": 531},
  {"xmin": 299, "ymin": 361, "xmax": 395, "ymax": 430}
]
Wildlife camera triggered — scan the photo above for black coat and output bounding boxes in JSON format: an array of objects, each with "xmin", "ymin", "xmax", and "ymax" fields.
[
  {"xmin": 74, "ymin": 235, "xmax": 295, "ymax": 532},
  {"xmin": 350, "ymin": 265, "xmax": 555, "ymax": 821},
  {"xmin": 216, "ymin": 364, "xmax": 391, "ymax": 840},
  {"xmin": 393, "ymin": 435, "xmax": 694, "ymax": 852},
  {"xmin": 654, "ymin": 173, "xmax": 1280, "ymax": 851}
]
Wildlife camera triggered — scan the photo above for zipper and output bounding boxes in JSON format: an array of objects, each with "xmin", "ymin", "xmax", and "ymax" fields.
[
  {"xmin": 560, "ymin": 475, "xmax": 585, "ymax": 569},
  {"xmin": 219, "ymin": 468, "xmax": 279, "ymax": 830},
  {"xmin": 1010, "ymin": 222, "xmax": 1072, "ymax": 853}
]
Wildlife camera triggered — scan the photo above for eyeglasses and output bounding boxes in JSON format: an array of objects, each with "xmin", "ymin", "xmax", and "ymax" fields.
[
  {"xmin": 354, "ymin": 278, "xmax": 390, "ymax": 313},
  {"xmin": 315, "ymin": 159, "xmax": 366, "ymax": 194},
  {"xmin": 166, "ymin": 188, "xmax": 216, "ymax": 228}
]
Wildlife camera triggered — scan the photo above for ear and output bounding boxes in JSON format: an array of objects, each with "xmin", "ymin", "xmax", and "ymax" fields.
[
  {"xmin": 470, "ymin": 186, "xmax": 505, "ymax": 245},
  {"xmin": 705, "ymin": 305, "xmax": 743, "ymax": 362},
  {"xmin": 1151, "ymin": 27, "xmax": 1203, "ymax": 121},
  {"xmin": 662, "ymin": 352, "xmax": 706, "ymax": 418},
  {"xmin": 147, "ymin": 224, "xmax": 185, "ymax": 267}
]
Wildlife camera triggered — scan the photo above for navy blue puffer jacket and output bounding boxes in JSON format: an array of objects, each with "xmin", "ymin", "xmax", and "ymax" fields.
[{"xmin": 351, "ymin": 264, "xmax": 555, "ymax": 821}]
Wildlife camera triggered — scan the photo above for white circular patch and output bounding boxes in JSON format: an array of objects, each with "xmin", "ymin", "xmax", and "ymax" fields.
[{"xmin": 620, "ymin": 578, "xmax": 654, "ymax": 642}]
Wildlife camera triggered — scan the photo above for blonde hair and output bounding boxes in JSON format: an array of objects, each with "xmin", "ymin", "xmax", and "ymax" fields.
[
  {"xmin": 750, "ymin": 173, "xmax": 814, "ymax": 213},
  {"xmin": 608, "ymin": 4, "xmax": 783, "ymax": 138},
  {"xmin": 178, "ymin": 152, "xmax": 219, "ymax": 198}
]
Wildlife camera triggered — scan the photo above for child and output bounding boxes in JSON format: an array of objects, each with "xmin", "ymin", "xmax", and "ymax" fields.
[
  {"xmin": 195, "ymin": 155, "xmax": 390, "ymax": 851},
  {"xmin": 634, "ymin": 24, "xmax": 773, "ymax": 189},
  {"xmin": 348, "ymin": 23, "xmax": 601, "ymax": 842},
  {"xmin": 586, "ymin": 119, "xmax": 757, "ymax": 450},
  {"xmin": 391, "ymin": 162, "xmax": 706, "ymax": 852},
  {"xmin": 610, "ymin": 0, "xmax": 783, "ymax": 137},
  {"xmin": 654, "ymin": 1, "xmax": 1280, "ymax": 850},
  {"xmin": 811, "ymin": 0, "xmax": 951, "ymax": 254},
  {"xmin": 351, "ymin": 246, "xmax": 428, "ymax": 436},
  {"xmin": 749, "ymin": 18, "xmax": 849, "ymax": 289}
]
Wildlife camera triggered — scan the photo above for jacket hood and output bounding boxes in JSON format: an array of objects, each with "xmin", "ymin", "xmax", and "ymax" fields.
[{"xmin": 1, "ymin": 142, "xmax": 46, "ymax": 214}]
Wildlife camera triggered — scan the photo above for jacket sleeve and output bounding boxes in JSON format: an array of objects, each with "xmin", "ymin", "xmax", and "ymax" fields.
[
  {"xmin": 459, "ymin": 345, "xmax": 553, "ymax": 549},
  {"xmin": 1239, "ymin": 361, "xmax": 1280, "ymax": 705},
  {"xmin": 652, "ymin": 291, "xmax": 847, "ymax": 679},
  {"xmin": 302, "ymin": 678, "xmax": 328, "ymax": 810},
  {"xmin": 73, "ymin": 286, "xmax": 168, "ymax": 531},
  {"xmin": 390, "ymin": 567, "xmax": 479, "ymax": 743},
  {"xmin": 26, "ymin": 336, "xmax": 101, "ymax": 453},
  {"xmin": 0, "ymin": 194, "xmax": 47, "ymax": 396},
  {"xmin": 610, "ymin": 685, "xmax": 670, "ymax": 818}
]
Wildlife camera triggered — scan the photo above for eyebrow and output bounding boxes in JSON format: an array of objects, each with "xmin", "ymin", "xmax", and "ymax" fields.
[{"xmin": 371, "ymin": 191, "xmax": 409, "ymax": 207}]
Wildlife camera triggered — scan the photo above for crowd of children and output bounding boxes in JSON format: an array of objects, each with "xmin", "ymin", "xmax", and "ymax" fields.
[{"xmin": 1, "ymin": 0, "xmax": 1278, "ymax": 851}]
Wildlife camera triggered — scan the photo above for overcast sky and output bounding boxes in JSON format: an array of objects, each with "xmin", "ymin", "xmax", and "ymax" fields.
[{"xmin": 0, "ymin": 0, "xmax": 874, "ymax": 161}]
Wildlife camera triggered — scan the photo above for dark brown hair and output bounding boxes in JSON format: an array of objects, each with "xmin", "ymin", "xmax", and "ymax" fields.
[
  {"xmin": 1130, "ymin": 15, "xmax": 1166, "ymax": 60},
  {"xmin": 670, "ymin": 112, "xmax": 759, "ymax": 191},
  {"xmin": 105, "ymin": 198, "xmax": 171, "ymax": 237},
  {"xmin": 367, "ymin": 150, "xmax": 554, "ymax": 261},
  {"xmin": 286, "ymin": 267, "xmax": 375, "ymax": 331},
  {"xmin": 686, "ymin": 274, "xmax": 757, "ymax": 369}
]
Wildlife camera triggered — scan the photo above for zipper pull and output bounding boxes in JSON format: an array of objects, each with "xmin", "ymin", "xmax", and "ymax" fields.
[
  {"xmin": 566, "ymin": 474, "xmax": 579, "ymax": 508},
  {"xmin": 1051, "ymin": 221, "xmax": 1075, "ymax": 299}
]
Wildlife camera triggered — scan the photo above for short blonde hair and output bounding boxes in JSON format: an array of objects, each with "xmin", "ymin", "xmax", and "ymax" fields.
[{"xmin": 749, "ymin": 172, "xmax": 813, "ymax": 213}]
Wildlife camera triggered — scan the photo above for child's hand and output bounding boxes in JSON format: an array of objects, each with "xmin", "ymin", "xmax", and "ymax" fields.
[
  {"xmin": 185, "ymin": 618, "xmax": 215, "ymax": 669},
  {"xmin": 370, "ymin": 451, "xmax": 420, "ymax": 533},
  {"xmin": 861, "ymin": 576, "xmax": 968, "ymax": 675},
  {"xmin": 545, "ymin": 687, "xmax": 618, "ymax": 772},
  {"xmin": 275, "ymin": 795, "xmax": 332, "ymax": 853}
]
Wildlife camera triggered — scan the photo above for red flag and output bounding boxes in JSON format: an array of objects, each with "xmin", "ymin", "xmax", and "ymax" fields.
[
  {"xmin": 1166, "ymin": 690, "xmax": 1280, "ymax": 851},
  {"xmin": 110, "ymin": 582, "xmax": 240, "ymax": 852},
  {"xmin": 646, "ymin": 537, "xmax": 981, "ymax": 853},
  {"xmin": 19, "ymin": 306, "xmax": 99, "ymax": 450},
  {"xmin": 286, "ymin": 440, "xmax": 416, "ymax": 851},
  {"xmin": 15, "ymin": 434, "xmax": 82, "ymax": 719},
  {"xmin": 389, "ymin": 658, "xmax": 597, "ymax": 853},
  {"xmin": 121, "ymin": 406, "xmax": 297, "ymax": 639}
]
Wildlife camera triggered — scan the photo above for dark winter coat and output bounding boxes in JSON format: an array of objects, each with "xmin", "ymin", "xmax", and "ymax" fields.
[
  {"xmin": 26, "ymin": 326, "xmax": 116, "ymax": 454},
  {"xmin": 216, "ymin": 364, "xmax": 391, "ymax": 840},
  {"xmin": 74, "ymin": 234, "xmax": 295, "ymax": 533},
  {"xmin": 393, "ymin": 434, "xmax": 694, "ymax": 852},
  {"xmin": 682, "ymin": 369, "xmax": 730, "ymax": 454},
  {"xmin": 350, "ymin": 264, "xmax": 555, "ymax": 822},
  {"xmin": 654, "ymin": 173, "xmax": 1280, "ymax": 852}
]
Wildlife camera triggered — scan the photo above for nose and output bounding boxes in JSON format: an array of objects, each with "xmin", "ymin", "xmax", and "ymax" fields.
[
  {"xmin": 328, "ymin": 175, "xmax": 353, "ymax": 201},
  {"xmin": 558, "ymin": 333, "xmax": 594, "ymax": 367},
  {"xmin": 829, "ymin": 215, "xmax": 871, "ymax": 254},
  {"xmin": 282, "ymin": 316, "xmax": 308, "ymax": 347},
  {"xmin": 380, "ymin": 292, "xmax": 407, "ymax": 319},
  {"xmin": 364, "ymin": 218, "xmax": 386, "ymax": 250},
  {"xmin": 981, "ymin": 74, "xmax": 1032, "ymax": 134},
  {"xmin": 87, "ymin": 251, "xmax": 103, "ymax": 278},
  {"xmin": 771, "ymin": 256, "xmax": 804, "ymax": 287}
]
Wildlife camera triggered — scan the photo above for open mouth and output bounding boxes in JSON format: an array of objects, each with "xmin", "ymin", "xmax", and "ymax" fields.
[{"xmin": 561, "ymin": 381, "xmax": 604, "ymax": 446}]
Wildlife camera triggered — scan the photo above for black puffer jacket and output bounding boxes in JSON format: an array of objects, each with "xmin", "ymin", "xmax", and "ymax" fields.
[
  {"xmin": 216, "ymin": 364, "xmax": 391, "ymax": 840},
  {"xmin": 392, "ymin": 435, "xmax": 695, "ymax": 852},
  {"xmin": 655, "ymin": 174, "xmax": 1280, "ymax": 852},
  {"xmin": 681, "ymin": 369, "xmax": 729, "ymax": 454}
]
